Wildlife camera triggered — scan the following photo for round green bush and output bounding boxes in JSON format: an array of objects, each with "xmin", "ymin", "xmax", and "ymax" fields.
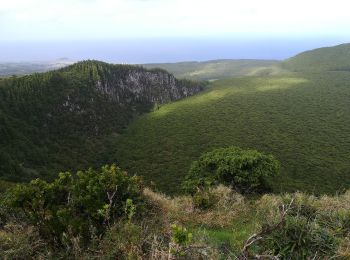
[{"xmin": 183, "ymin": 146, "xmax": 280, "ymax": 194}]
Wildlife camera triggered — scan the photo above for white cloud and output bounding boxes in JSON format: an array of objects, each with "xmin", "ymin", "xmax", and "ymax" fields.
[{"xmin": 1, "ymin": 0, "xmax": 350, "ymax": 42}]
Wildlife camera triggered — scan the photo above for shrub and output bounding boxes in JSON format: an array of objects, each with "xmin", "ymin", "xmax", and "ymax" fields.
[
  {"xmin": 170, "ymin": 224, "xmax": 193, "ymax": 257},
  {"xmin": 183, "ymin": 146, "xmax": 280, "ymax": 194},
  {"xmin": 171, "ymin": 224, "xmax": 193, "ymax": 246},
  {"xmin": 252, "ymin": 193, "xmax": 343, "ymax": 259},
  {"xmin": 3, "ymin": 164, "xmax": 144, "ymax": 247},
  {"xmin": 260, "ymin": 215, "xmax": 339, "ymax": 259}
]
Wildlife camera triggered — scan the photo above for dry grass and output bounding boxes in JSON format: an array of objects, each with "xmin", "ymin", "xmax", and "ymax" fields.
[
  {"xmin": 2, "ymin": 187, "xmax": 350, "ymax": 259},
  {"xmin": 338, "ymin": 236, "xmax": 350, "ymax": 258},
  {"xmin": 314, "ymin": 190, "xmax": 350, "ymax": 213},
  {"xmin": 0, "ymin": 223, "xmax": 47, "ymax": 259},
  {"xmin": 144, "ymin": 185, "xmax": 247, "ymax": 228}
]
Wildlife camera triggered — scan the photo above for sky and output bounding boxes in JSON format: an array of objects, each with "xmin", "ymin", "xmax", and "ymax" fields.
[{"xmin": 1, "ymin": 0, "xmax": 350, "ymax": 62}]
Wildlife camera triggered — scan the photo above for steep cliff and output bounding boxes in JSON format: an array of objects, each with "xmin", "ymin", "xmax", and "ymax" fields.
[
  {"xmin": 62, "ymin": 60, "xmax": 202, "ymax": 104},
  {"xmin": 0, "ymin": 60, "xmax": 203, "ymax": 181}
]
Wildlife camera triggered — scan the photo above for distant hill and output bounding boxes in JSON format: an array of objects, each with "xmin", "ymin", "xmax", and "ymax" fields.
[
  {"xmin": 282, "ymin": 43, "xmax": 350, "ymax": 72},
  {"xmin": 1, "ymin": 59, "xmax": 282, "ymax": 80},
  {"xmin": 0, "ymin": 60, "xmax": 203, "ymax": 182},
  {"xmin": 143, "ymin": 59, "xmax": 282, "ymax": 80}
]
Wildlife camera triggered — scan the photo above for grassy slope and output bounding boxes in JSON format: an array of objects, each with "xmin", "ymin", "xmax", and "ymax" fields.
[
  {"xmin": 143, "ymin": 59, "xmax": 281, "ymax": 80},
  {"xmin": 282, "ymin": 43, "xmax": 350, "ymax": 72},
  {"xmin": 112, "ymin": 72, "xmax": 350, "ymax": 194}
]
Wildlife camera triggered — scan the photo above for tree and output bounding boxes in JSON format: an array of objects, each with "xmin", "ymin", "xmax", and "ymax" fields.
[{"xmin": 182, "ymin": 146, "xmax": 280, "ymax": 194}]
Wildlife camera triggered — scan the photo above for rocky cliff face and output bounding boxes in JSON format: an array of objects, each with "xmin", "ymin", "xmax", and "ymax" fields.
[
  {"xmin": 85, "ymin": 61, "xmax": 203, "ymax": 104},
  {"xmin": 56, "ymin": 61, "xmax": 204, "ymax": 133}
]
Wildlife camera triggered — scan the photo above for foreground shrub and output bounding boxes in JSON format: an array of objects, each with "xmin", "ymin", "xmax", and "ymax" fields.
[
  {"xmin": 183, "ymin": 146, "xmax": 280, "ymax": 194},
  {"xmin": 3, "ymin": 164, "xmax": 143, "ymax": 247},
  {"xmin": 247, "ymin": 193, "xmax": 344, "ymax": 259},
  {"xmin": 260, "ymin": 215, "xmax": 339, "ymax": 259},
  {"xmin": 170, "ymin": 224, "xmax": 193, "ymax": 257}
]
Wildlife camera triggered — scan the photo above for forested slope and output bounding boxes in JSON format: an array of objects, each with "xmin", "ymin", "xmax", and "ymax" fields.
[
  {"xmin": 0, "ymin": 60, "xmax": 203, "ymax": 182},
  {"xmin": 113, "ymin": 72, "xmax": 350, "ymax": 194}
]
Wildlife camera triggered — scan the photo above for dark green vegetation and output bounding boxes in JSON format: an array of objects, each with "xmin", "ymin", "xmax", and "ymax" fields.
[
  {"xmin": 143, "ymin": 59, "xmax": 281, "ymax": 80},
  {"xmin": 0, "ymin": 60, "xmax": 203, "ymax": 183},
  {"xmin": 282, "ymin": 43, "xmax": 350, "ymax": 72},
  {"xmin": 183, "ymin": 146, "xmax": 280, "ymax": 194},
  {"xmin": 2, "ymin": 43, "xmax": 350, "ymax": 195},
  {"xmin": 2, "ymin": 165, "xmax": 143, "ymax": 246},
  {"xmin": 1, "ymin": 165, "xmax": 350, "ymax": 258},
  {"xmin": 113, "ymin": 71, "xmax": 350, "ymax": 194}
]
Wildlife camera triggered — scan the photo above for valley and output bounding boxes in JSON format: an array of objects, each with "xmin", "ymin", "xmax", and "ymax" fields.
[
  {"xmin": 1, "ymin": 43, "xmax": 350, "ymax": 259},
  {"xmin": 112, "ymin": 71, "xmax": 350, "ymax": 194},
  {"xmin": 1, "ymin": 44, "xmax": 350, "ymax": 195}
]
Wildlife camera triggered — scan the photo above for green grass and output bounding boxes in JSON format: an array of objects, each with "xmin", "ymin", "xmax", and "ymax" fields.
[
  {"xmin": 112, "ymin": 72, "xmax": 350, "ymax": 194},
  {"xmin": 142, "ymin": 59, "xmax": 282, "ymax": 81},
  {"xmin": 193, "ymin": 213, "xmax": 258, "ymax": 254}
]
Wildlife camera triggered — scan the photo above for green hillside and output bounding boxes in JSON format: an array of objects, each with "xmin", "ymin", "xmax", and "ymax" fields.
[
  {"xmin": 112, "ymin": 72, "xmax": 350, "ymax": 194},
  {"xmin": 0, "ymin": 60, "xmax": 202, "ymax": 182},
  {"xmin": 143, "ymin": 59, "xmax": 282, "ymax": 81},
  {"xmin": 282, "ymin": 43, "xmax": 350, "ymax": 72}
]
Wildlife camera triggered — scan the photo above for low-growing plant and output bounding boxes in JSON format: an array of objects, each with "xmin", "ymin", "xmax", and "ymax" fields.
[
  {"xmin": 170, "ymin": 224, "xmax": 193, "ymax": 257},
  {"xmin": 248, "ymin": 194, "xmax": 343, "ymax": 259},
  {"xmin": 125, "ymin": 198, "xmax": 137, "ymax": 222},
  {"xmin": 260, "ymin": 215, "xmax": 339, "ymax": 259},
  {"xmin": 171, "ymin": 224, "xmax": 193, "ymax": 246}
]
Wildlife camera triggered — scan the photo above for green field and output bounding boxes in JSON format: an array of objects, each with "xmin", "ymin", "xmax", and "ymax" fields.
[{"xmin": 112, "ymin": 72, "xmax": 350, "ymax": 194}]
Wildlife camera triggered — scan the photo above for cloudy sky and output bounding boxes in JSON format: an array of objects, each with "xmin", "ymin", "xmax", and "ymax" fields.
[{"xmin": 1, "ymin": 0, "xmax": 350, "ymax": 62}]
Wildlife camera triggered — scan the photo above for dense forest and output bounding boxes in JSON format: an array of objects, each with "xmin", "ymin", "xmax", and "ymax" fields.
[
  {"xmin": 113, "ymin": 72, "xmax": 350, "ymax": 194},
  {"xmin": 0, "ymin": 60, "xmax": 203, "ymax": 182}
]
